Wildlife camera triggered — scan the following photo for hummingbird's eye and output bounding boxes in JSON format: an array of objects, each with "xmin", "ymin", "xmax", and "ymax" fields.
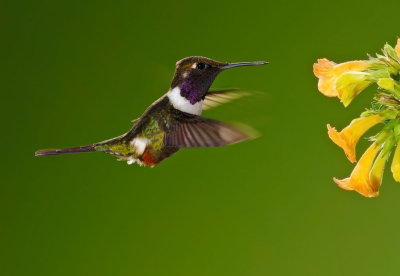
[{"xmin": 196, "ymin": 63, "xmax": 207, "ymax": 70}]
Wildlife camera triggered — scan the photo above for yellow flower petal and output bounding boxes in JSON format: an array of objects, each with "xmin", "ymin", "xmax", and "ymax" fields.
[
  {"xmin": 369, "ymin": 149, "xmax": 390, "ymax": 194},
  {"xmin": 395, "ymin": 38, "xmax": 400, "ymax": 57},
  {"xmin": 377, "ymin": 78, "xmax": 395, "ymax": 92},
  {"xmin": 336, "ymin": 72, "xmax": 371, "ymax": 107},
  {"xmin": 391, "ymin": 142, "xmax": 400, "ymax": 182},
  {"xmin": 313, "ymin": 59, "xmax": 369, "ymax": 98},
  {"xmin": 334, "ymin": 143, "xmax": 381, "ymax": 197},
  {"xmin": 327, "ymin": 115, "xmax": 384, "ymax": 163}
]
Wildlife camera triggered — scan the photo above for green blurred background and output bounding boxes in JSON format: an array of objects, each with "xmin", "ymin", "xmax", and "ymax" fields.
[{"xmin": 2, "ymin": 0, "xmax": 400, "ymax": 275}]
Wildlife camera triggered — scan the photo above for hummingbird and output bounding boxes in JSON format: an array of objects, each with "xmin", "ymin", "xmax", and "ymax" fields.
[{"xmin": 35, "ymin": 56, "xmax": 267, "ymax": 167}]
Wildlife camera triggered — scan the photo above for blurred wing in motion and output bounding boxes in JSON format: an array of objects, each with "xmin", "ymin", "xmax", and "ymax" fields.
[
  {"xmin": 164, "ymin": 110, "xmax": 252, "ymax": 148},
  {"xmin": 202, "ymin": 89, "xmax": 251, "ymax": 110}
]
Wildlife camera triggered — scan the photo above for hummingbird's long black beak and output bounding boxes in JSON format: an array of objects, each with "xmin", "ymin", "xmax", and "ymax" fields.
[{"xmin": 221, "ymin": 61, "xmax": 268, "ymax": 70}]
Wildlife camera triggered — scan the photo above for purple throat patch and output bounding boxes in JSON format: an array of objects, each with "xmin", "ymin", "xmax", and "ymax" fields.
[{"xmin": 180, "ymin": 79, "xmax": 198, "ymax": 105}]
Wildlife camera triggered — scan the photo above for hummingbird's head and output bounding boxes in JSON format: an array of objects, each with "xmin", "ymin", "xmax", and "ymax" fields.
[{"xmin": 169, "ymin": 56, "xmax": 267, "ymax": 105}]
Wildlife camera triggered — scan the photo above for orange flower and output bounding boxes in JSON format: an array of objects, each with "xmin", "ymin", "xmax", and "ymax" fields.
[
  {"xmin": 395, "ymin": 38, "xmax": 400, "ymax": 57},
  {"xmin": 334, "ymin": 143, "xmax": 382, "ymax": 197},
  {"xmin": 318, "ymin": 39, "xmax": 400, "ymax": 198},
  {"xmin": 327, "ymin": 115, "xmax": 384, "ymax": 163},
  {"xmin": 313, "ymin": 59, "xmax": 369, "ymax": 98}
]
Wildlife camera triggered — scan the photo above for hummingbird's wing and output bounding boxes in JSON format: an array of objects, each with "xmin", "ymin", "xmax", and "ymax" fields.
[
  {"xmin": 203, "ymin": 89, "xmax": 251, "ymax": 110},
  {"xmin": 164, "ymin": 111, "xmax": 250, "ymax": 148}
]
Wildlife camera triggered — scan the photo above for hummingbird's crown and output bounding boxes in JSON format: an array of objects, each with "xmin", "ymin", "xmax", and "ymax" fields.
[{"xmin": 175, "ymin": 56, "xmax": 228, "ymax": 68}]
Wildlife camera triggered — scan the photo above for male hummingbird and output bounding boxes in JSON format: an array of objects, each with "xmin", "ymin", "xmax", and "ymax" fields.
[{"xmin": 35, "ymin": 56, "xmax": 267, "ymax": 167}]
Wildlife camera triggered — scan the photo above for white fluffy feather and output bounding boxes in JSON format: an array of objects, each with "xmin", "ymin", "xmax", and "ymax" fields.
[
  {"xmin": 130, "ymin": 137, "xmax": 150, "ymax": 155},
  {"xmin": 167, "ymin": 87, "xmax": 203, "ymax": 115}
]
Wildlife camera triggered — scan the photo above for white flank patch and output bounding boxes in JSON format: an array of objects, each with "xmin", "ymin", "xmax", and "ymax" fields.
[
  {"xmin": 118, "ymin": 156, "xmax": 143, "ymax": 166},
  {"xmin": 167, "ymin": 87, "xmax": 203, "ymax": 115},
  {"xmin": 130, "ymin": 137, "xmax": 150, "ymax": 155},
  {"xmin": 127, "ymin": 157, "xmax": 137, "ymax": 165}
]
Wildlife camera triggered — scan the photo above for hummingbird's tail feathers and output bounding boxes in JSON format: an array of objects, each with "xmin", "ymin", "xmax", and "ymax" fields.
[{"xmin": 35, "ymin": 145, "xmax": 96, "ymax": 156}]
